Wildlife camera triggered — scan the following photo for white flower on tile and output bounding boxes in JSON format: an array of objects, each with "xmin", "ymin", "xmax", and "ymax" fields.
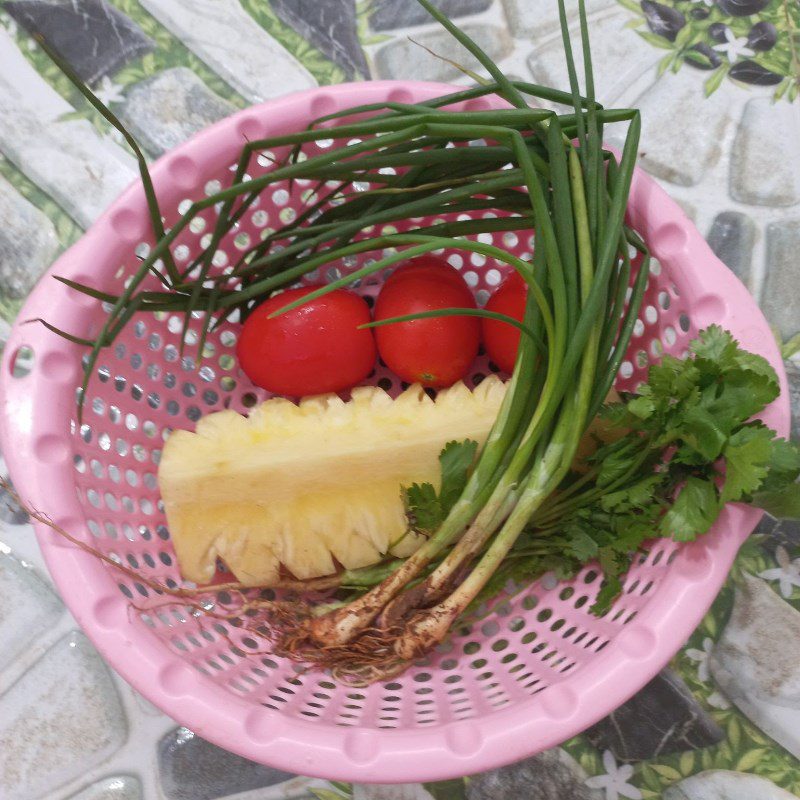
[
  {"xmin": 94, "ymin": 76, "xmax": 125, "ymax": 106},
  {"xmin": 585, "ymin": 750, "xmax": 643, "ymax": 800},
  {"xmin": 759, "ymin": 546, "xmax": 800, "ymax": 599},
  {"xmin": 713, "ymin": 28, "xmax": 755, "ymax": 63},
  {"xmin": 685, "ymin": 636, "xmax": 714, "ymax": 683},
  {"xmin": 707, "ymin": 690, "xmax": 731, "ymax": 710}
]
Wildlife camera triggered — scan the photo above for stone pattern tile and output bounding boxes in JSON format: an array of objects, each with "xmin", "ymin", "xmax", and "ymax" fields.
[
  {"xmin": 6, "ymin": 0, "xmax": 153, "ymax": 85},
  {"xmin": 527, "ymin": 11, "xmax": 661, "ymax": 104},
  {"xmin": 138, "ymin": 0, "xmax": 316, "ymax": 103},
  {"xmin": 0, "ymin": 549, "xmax": 62, "ymax": 673},
  {"xmin": 706, "ymin": 211, "xmax": 756, "ymax": 287},
  {"xmin": 68, "ymin": 776, "xmax": 144, "ymax": 800},
  {"xmin": 730, "ymin": 99, "xmax": 800, "ymax": 207},
  {"xmin": 466, "ymin": 747, "xmax": 604, "ymax": 800},
  {"xmin": 787, "ymin": 359, "xmax": 800, "ymax": 442},
  {"xmin": 664, "ymin": 769, "xmax": 800, "ymax": 799},
  {"xmin": 709, "ymin": 575, "xmax": 800, "ymax": 759},
  {"xmin": 0, "ymin": 27, "xmax": 136, "ymax": 228},
  {"xmin": 373, "ymin": 22, "xmax": 512, "ymax": 82},
  {"xmin": 585, "ymin": 668, "xmax": 723, "ymax": 761},
  {"xmin": 370, "ymin": 0, "xmax": 493, "ymax": 31},
  {"xmin": 0, "ymin": 173, "xmax": 58, "ymax": 298},
  {"xmin": 270, "ymin": 0, "xmax": 369, "ymax": 80},
  {"xmin": 157, "ymin": 727, "xmax": 299, "ymax": 800},
  {"xmin": 501, "ymin": 0, "xmax": 616, "ymax": 42},
  {"xmin": 353, "ymin": 786, "xmax": 436, "ymax": 800},
  {"xmin": 631, "ymin": 69, "xmax": 733, "ymax": 187},
  {"xmin": 119, "ymin": 67, "xmax": 235, "ymax": 157},
  {"xmin": 0, "ymin": 631, "xmax": 128, "ymax": 800},
  {"xmin": 761, "ymin": 219, "xmax": 800, "ymax": 340}
]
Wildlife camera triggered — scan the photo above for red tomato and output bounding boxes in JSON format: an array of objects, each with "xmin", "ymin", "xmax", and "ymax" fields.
[
  {"xmin": 374, "ymin": 258, "xmax": 480, "ymax": 387},
  {"xmin": 236, "ymin": 284, "xmax": 376, "ymax": 396},
  {"xmin": 383, "ymin": 254, "xmax": 467, "ymax": 289},
  {"xmin": 482, "ymin": 272, "xmax": 527, "ymax": 373}
]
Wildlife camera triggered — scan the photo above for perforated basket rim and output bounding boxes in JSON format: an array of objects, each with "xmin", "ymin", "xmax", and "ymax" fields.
[{"xmin": 0, "ymin": 81, "xmax": 790, "ymax": 783}]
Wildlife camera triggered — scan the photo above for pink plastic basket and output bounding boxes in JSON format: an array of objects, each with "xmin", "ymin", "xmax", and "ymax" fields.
[{"xmin": 0, "ymin": 82, "xmax": 790, "ymax": 783}]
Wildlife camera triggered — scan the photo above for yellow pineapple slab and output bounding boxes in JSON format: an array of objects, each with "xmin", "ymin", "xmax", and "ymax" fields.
[{"xmin": 158, "ymin": 377, "xmax": 507, "ymax": 585}]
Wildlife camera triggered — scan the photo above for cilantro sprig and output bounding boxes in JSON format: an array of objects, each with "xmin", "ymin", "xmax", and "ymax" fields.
[
  {"xmin": 475, "ymin": 327, "xmax": 800, "ymax": 613},
  {"xmin": 404, "ymin": 440, "xmax": 479, "ymax": 536}
]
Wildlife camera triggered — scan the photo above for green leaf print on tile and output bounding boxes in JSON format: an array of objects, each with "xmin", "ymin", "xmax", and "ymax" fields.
[
  {"xmin": 0, "ymin": 2, "xmax": 246, "ymax": 141},
  {"xmin": 239, "ymin": 0, "xmax": 348, "ymax": 86}
]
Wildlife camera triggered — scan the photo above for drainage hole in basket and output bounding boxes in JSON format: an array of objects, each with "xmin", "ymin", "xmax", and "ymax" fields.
[
  {"xmin": 508, "ymin": 615, "xmax": 525, "ymax": 633},
  {"xmin": 142, "ymin": 553, "xmax": 157, "ymax": 570},
  {"xmin": 521, "ymin": 594, "xmax": 538, "ymax": 611},
  {"xmin": 9, "ymin": 345, "xmax": 35, "ymax": 378}
]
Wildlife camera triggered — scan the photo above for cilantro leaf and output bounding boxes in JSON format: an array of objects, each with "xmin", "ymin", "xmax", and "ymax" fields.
[
  {"xmin": 679, "ymin": 399, "xmax": 730, "ymax": 461},
  {"xmin": 564, "ymin": 528, "xmax": 599, "ymax": 562},
  {"xmin": 759, "ymin": 438, "xmax": 800, "ymax": 493},
  {"xmin": 600, "ymin": 474, "xmax": 662, "ymax": 513},
  {"xmin": 705, "ymin": 369, "xmax": 779, "ymax": 433},
  {"xmin": 591, "ymin": 549, "xmax": 627, "ymax": 614},
  {"xmin": 626, "ymin": 394, "xmax": 655, "ymax": 420},
  {"xmin": 721, "ymin": 423, "xmax": 774, "ymax": 503},
  {"xmin": 438, "ymin": 439, "xmax": 479, "ymax": 512},
  {"xmin": 690, "ymin": 324, "xmax": 740, "ymax": 367},
  {"xmin": 751, "ymin": 484, "xmax": 800, "ymax": 519},
  {"xmin": 599, "ymin": 401, "xmax": 636, "ymax": 429},
  {"xmin": 591, "ymin": 574, "xmax": 623, "ymax": 615},
  {"xmin": 593, "ymin": 438, "xmax": 643, "ymax": 486},
  {"xmin": 403, "ymin": 439, "xmax": 478, "ymax": 535},
  {"xmin": 646, "ymin": 355, "xmax": 700, "ymax": 408},
  {"xmin": 404, "ymin": 482, "xmax": 442, "ymax": 534},
  {"xmin": 423, "ymin": 780, "xmax": 467, "ymax": 800},
  {"xmin": 660, "ymin": 476, "xmax": 719, "ymax": 541}
]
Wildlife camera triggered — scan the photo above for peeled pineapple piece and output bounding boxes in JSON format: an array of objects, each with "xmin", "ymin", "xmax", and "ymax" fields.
[{"xmin": 158, "ymin": 377, "xmax": 507, "ymax": 586}]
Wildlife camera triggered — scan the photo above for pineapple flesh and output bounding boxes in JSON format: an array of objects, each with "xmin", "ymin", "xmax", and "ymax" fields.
[{"xmin": 158, "ymin": 377, "xmax": 507, "ymax": 586}]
